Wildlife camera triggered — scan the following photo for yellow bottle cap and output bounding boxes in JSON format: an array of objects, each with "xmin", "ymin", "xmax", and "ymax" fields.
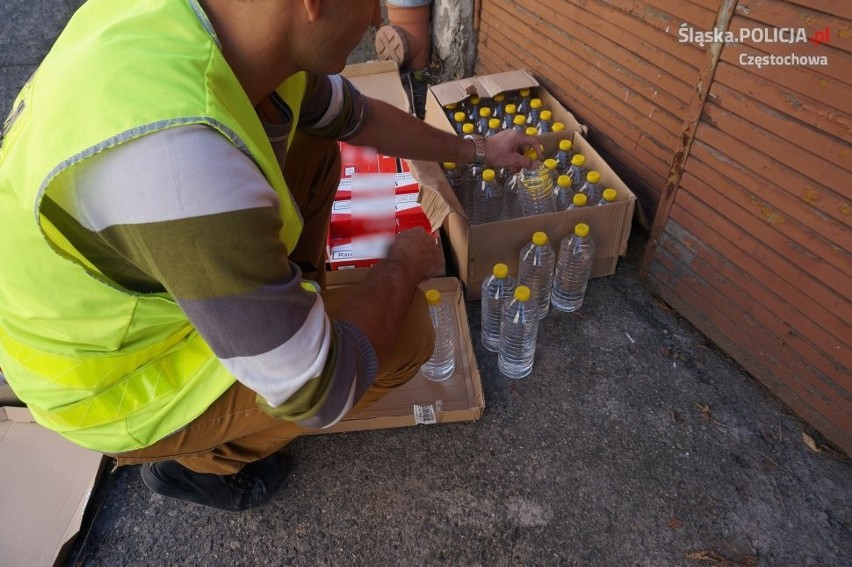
[
  {"xmin": 519, "ymin": 88, "xmax": 531, "ymax": 96},
  {"xmin": 559, "ymin": 139, "xmax": 573, "ymax": 151},
  {"xmin": 470, "ymin": 96, "xmax": 481, "ymax": 104},
  {"xmin": 532, "ymin": 231, "xmax": 548, "ymax": 246},
  {"xmin": 552, "ymin": 122, "xmax": 565, "ymax": 132},
  {"xmin": 483, "ymin": 169, "xmax": 496, "ymax": 181},
  {"xmin": 586, "ymin": 170, "xmax": 601, "ymax": 183},
  {"xmin": 572, "ymin": 193, "xmax": 588, "ymax": 207},
  {"xmin": 443, "ymin": 162, "xmax": 457, "ymax": 169},
  {"xmin": 530, "ymin": 98, "xmax": 543, "ymax": 109},
  {"xmin": 543, "ymin": 158, "xmax": 557, "ymax": 170},
  {"xmin": 571, "ymin": 154, "xmax": 586, "ymax": 166},
  {"xmin": 514, "ymin": 115, "xmax": 527, "ymax": 126},
  {"xmin": 494, "ymin": 93, "xmax": 506, "ymax": 102},
  {"xmin": 505, "ymin": 103, "xmax": 517, "ymax": 114},
  {"xmin": 493, "ymin": 263, "xmax": 509, "ymax": 279},
  {"xmin": 425, "ymin": 289, "xmax": 441, "ymax": 305},
  {"xmin": 523, "ymin": 148, "xmax": 539, "ymax": 160},
  {"xmin": 479, "ymin": 107, "xmax": 492, "ymax": 118},
  {"xmin": 445, "ymin": 103, "xmax": 458, "ymax": 110},
  {"xmin": 454, "ymin": 111, "xmax": 466, "ymax": 123},
  {"xmin": 462, "ymin": 123, "xmax": 475, "ymax": 134},
  {"xmin": 540, "ymin": 110, "xmax": 552, "ymax": 121},
  {"xmin": 488, "ymin": 118, "xmax": 501, "ymax": 129},
  {"xmin": 514, "ymin": 285, "xmax": 531, "ymax": 302},
  {"xmin": 525, "ymin": 127, "xmax": 538, "ymax": 136},
  {"xmin": 557, "ymin": 174, "xmax": 571, "ymax": 187},
  {"xmin": 574, "ymin": 223, "xmax": 590, "ymax": 238},
  {"xmin": 602, "ymin": 188, "xmax": 618, "ymax": 202}
]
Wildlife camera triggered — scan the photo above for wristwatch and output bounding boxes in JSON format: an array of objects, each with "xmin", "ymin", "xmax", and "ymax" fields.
[{"xmin": 468, "ymin": 134, "xmax": 486, "ymax": 167}]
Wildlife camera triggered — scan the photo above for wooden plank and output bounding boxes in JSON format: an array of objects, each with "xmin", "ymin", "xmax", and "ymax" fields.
[
  {"xmin": 735, "ymin": 0, "xmax": 852, "ymax": 56},
  {"xmin": 702, "ymin": 100, "xmax": 851, "ymax": 189},
  {"xmin": 478, "ymin": 16, "xmax": 681, "ymax": 163},
  {"xmin": 720, "ymin": 37, "xmax": 849, "ymax": 111},
  {"xmin": 708, "ymin": 78, "xmax": 850, "ymax": 173},
  {"xmin": 483, "ymin": 2, "xmax": 687, "ymax": 133},
  {"xmin": 502, "ymin": 0, "xmax": 702, "ymax": 101},
  {"xmin": 649, "ymin": 246, "xmax": 851, "ymax": 452},
  {"xmin": 783, "ymin": 0, "xmax": 852, "ymax": 20},
  {"xmin": 728, "ymin": 15, "xmax": 852, "ymax": 86},
  {"xmin": 680, "ymin": 163, "xmax": 850, "ymax": 300},
  {"xmin": 619, "ymin": 0, "xmax": 719, "ymax": 30},
  {"xmin": 693, "ymin": 122, "xmax": 852, "ymax": 231},
  {"xmin": 672, "ymin": 186, "xmax": 851, "ymax": 356},
  {"xmin": 714, "ymin": 61, "xmax": 852, "ymax": 143},
  {"xmin": 658, "ymin": 218, "xmax": 850, "ymax": 401}
]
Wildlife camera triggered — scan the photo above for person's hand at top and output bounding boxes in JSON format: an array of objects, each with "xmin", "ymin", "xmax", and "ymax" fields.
[{"xmin": 481, "ymin": 129, "xmax": 542, "ymax": 171}]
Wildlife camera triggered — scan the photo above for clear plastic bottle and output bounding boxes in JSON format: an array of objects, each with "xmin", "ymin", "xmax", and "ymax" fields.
[
  {"xmin": 442, "ymin": 162, "xmax": 465, "ymax": 205},
  {"xmin": 553, "ymin": 139, "xmax": 574, "ymax": 175},
  {"xmin": 551, "ymin": 223, "xmax": 596, "ymax": 313},
  {"xmin": 467, "ymin": 95, "xmax": 482, "ymax": 122},
  {"xmin": 476, "ymin": 107, "xmax": 493, "ymax": 135},
  {"xmin": 481, "ymin": 263, "xmax": 517, "ymax": 352},
  {"xmin": 598, "ymin": 187, "xmax": 618, "ymax": 205},
  {"xmin": 452, "ymin": 111, "xmax": 467, "ymax": 136},
  {"xmin": 567, "ymin": 192, "xmax": 588, "ymax": 211},
  {"xmin": 518, "ymin": 231, "xmax": 556, "ymax": 320},
  {"xmin": 537, "ymin": 110, "xmax": 554, "ymax": 134},
  {"xmin": 516, "ymin": 88, "xmax": 533, "ymax": 116},
  {"xmin": 501, "ymin": 103, "xmax": 518, "ymax": 130},
  {"xmin": 498, "ymin": 285, "xmax": 539, "ymax": 379},
  {"xmin": 485, "ymin": 118, "xmax": 502, "ymax": 138},
  {"xmin": 511, "ymin": 114, "xmax": 527, "ymax": 132},
  {"xmin": 421, "ymin": 289, "xmax": 456, "ymax": 381},
  {"xmin": 462, "ymin": 122, "xmax": 476, "ymax": 138},
  {"xmin": 473, "ymin": 168, "xmax": 504, "ymax": 225},
  {"xmin": 542, "ymin": 157, "xmax": 559, "ymax": 184},
  {"xmin": 526, "ymin": 98, "xmax": 544, "ymax": 126},
  {"xmin": 519, "ymin": 151, "xmax": 556, "ymax": 217},
  {"xmin": 492, "ymin": 93, "xmax": 507, "ymax": 120},
  {"xmin": 443, "ymin": 102, "xmax": 459, "ymax": 122},
  {"xmin": 579, "ymin": 170, "xmax": 603, "ymax": 205},
  {"xmin": 502, "ymin": 172, "xmax": 521, "ymax": 220},
  {"xmin": 553, "ymin": 174, "xmax": 574, "ymax": 211},
  {"xmin": 567, "ymin": 154, "xmax": 587, "ymax": 193},
  {"xmin": 462, "ymin": 164, "xmax": 484, "ymax": 220}
]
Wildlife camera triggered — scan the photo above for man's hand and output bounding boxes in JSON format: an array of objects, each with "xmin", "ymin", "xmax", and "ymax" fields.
[
  {"xmin": 483, "ymin": 129, "xmax": 542, "ymax": 170},
  {"xmin": 385, "ymin": 227, "xmax": 445, "ymax": 283}
]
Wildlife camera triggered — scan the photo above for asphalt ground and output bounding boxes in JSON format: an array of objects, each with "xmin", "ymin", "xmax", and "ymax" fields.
[{"xmin": 2, "ymin": 2, "xmax": 850, "ymax": 566}]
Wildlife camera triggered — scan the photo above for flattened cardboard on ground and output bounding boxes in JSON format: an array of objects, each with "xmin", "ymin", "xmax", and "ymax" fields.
[
  {"xmin": 342, "ymin": 60, "xmax": 411, "ymax": 114},
  {"xmin": 0, "ymin": 406, "xmax": 105, "ymax": 567},
  {"xmin": 413, "ymin": 131, "xmax": 636, "ymax": 300},
  {"xmin": 425, "ymin": 69, "xmax": 588, "ymax": 137},
  {"xmin": 290, "ymin": 276, "xmax": 483, "ymax": 435}
]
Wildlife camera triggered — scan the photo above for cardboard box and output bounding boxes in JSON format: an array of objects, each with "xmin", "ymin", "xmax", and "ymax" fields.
[
  {"xmin": 292, "ymin": 275, "xmax": 484, "ymax": 433},
  {"xmin": 424, "ymin": 69, "xmax": 588, "ymax": 137},
  {"xmin": 342, "ymin": 60, "xmax": 410, "ymax": 114},
  {"xmin": 0, "ymin": 406, "xmax": 105, "ymax": 567},
  {"xmin": 413, "ymin": 131, "xmax": 636, "ymax": 299}
]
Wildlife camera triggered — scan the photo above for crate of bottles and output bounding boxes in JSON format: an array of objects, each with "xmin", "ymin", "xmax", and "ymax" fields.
[{"xmin": 411, "ymin": 130, "xmax": 636, "ymax": 300}]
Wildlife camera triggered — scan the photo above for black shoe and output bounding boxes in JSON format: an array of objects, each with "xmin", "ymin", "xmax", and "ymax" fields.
[{"xmin": 141, "ymin": 452, "xmax": 290, "ymax": 512}]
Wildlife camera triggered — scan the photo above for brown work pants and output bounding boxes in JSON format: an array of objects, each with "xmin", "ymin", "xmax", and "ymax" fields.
[{"xmin": 114, "ymin": 133, "xmax": 434, "ymax": 475}]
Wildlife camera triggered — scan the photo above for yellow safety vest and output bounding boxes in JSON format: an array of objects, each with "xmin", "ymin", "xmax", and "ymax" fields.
[{"xmin": 0, "ymin": 0, "xmax": 308, "ymax": 452}]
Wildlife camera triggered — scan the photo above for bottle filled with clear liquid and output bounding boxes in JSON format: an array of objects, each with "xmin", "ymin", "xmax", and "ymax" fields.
[
  {"xmin": 536, "ymin": 110, "xmax": 554, "ymax": 134},
  {"xmin": 516, "ymin": 88, "xmax": 533, "ymax": 116},
  {"xmin": 598, "ymin": 187, "xmax": 618, "ymax": 205},
  {"xmin": 567, "ymin": 154, "xmax": 588, "ymax": 193},
  {"xmin": 481, "ymin": 263, "xmax": 517, "ymax": 352},
  {"xmin": 579, "ymin": 170, "xmax": 603, "ymax": 205},
  {"xmin": 554, "ymin": 174, "xmax": 574, "ymax": 212},
  {"xmin": 567, "ymin": 192, "xmax": 588, "ymax": 211},
  {"xmin": 498, "ymin": 285, "xmax": 539, "ymax": 379},
  {"xmin": 421, "ymin": 289, "xmax": 456, "ymax": 381},
  {"xmin": 551, "ymin": 223, "xmax": 596, "ymax": 313},
  {"xmin": 485, "ymin": 118, "xmax": 502, "ymax": 138},
  {"xmin": 518, "ymin": 151, "xmax": 556, "ymax": 217},
  {"xmin": 518, "ymin": 231, "xmax": 556, "ymax": 320},
  {"xmin": 553, "ymin": 139, "xmax": 574, "ymax": 175},
  {"xmin": 526, "ymin": 98, "xmax": 544, "ymax": 126},
  {"xmin": 473, "ymin": 168, "xmax": 504, "ymax": 225},
  {"xmin": 442, "ymin": 162, "xmax": 465, "ymax": 207},
  {"xmin": 462, "ymin": 163, "xmax": 484, "ymax": 220},
  {"xmin": 466, "ymin": 96, "xmax": 482, "ymax": 122},
  {"xmin": 492, "ymin": 93, "xmax": 507, "ymax": 120},
  {"xmin": 511, "ymin": 114, "xmax": 527, "ymax": 132},
  {"xmin": 452, "ymin": 111, "xmax": 467, "ymax": 136},
  {"xmin": 503, "ymin": 171, "xmax": 522, "ymax": 220},
  {"xmin": 476, "ymin": 107, "xmax": 493, "ymax": 135},
  {"xmin": 502, "ymin": 103, "xmax": 518, "ymax": 130}
]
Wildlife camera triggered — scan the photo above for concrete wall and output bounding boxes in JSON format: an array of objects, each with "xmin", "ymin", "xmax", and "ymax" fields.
[{"xmin": 431, "ymin": 0, "xmax": 477, "ymax": 80}]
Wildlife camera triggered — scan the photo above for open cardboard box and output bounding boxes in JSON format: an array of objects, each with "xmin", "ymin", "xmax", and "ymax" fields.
[
  {"xmin": 0, "ymin": 406, "xmax": 105, "ymax": 567},
  {"xmin": 342, "ymin": 59, "xmax": 411, "ymax": 114},
  {"xmin": 413, "ymin": 131, "xmax": 636, "ymax": 300},
  {"xmin": 425, "ymin": 69, "xmax": 588, "ymax": 137},
  {"xmin": 291, "ymin": 274, "xmax": 483, "ymax": 434}
]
